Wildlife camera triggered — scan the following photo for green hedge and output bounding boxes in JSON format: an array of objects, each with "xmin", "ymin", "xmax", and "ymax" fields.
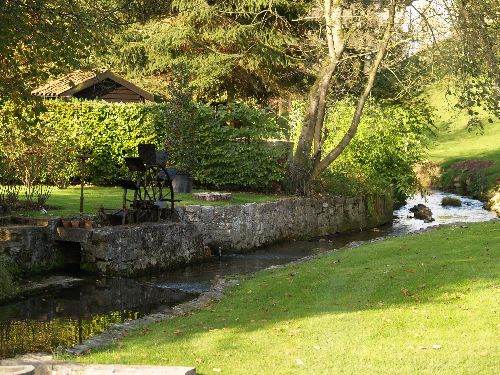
[{"xmin": 0, "ymin": 100, "xmax": 289, "ymax": 190}]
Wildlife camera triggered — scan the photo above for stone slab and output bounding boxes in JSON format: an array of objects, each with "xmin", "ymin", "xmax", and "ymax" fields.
[
  {"xmin": 192, "ymin": 192, "xmax": 232, "ymax": 201},
  {"xmin": 0, "ymin": 365, "xmax": 34, "ymax": 375},
  {"xmin": 1, "ymin": 360, "xmax": 195, "ymax": 375},
  {"xmin": 56, "ymin": 228, "xmax": 92, "ymax": 243}
]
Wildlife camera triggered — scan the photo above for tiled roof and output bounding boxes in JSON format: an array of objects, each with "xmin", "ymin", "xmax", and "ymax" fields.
[
  {"xmin": 31, "ymin": 69, "xmax": 154, "ymax": 101},
  {"xmin": 31, "ymin": 70, "xmax": 107, "ymax": 97}
]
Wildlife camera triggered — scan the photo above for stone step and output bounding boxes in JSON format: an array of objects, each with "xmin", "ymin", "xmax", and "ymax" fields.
[{"xmin": 1, "ymin": 361, "xmax": 195, "ymax": 375}]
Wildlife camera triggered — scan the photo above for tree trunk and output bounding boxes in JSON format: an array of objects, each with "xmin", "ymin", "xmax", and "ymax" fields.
[
  {"xmin": 286, "ymin": 0, "xmax": 345, "ymax": 194},
  {"xmin": 287, "ymin": 0, "xmax": 397, "ymax": 191},
  {"xmin": 287, "ymin": 61, "xmax": 339, "ymax": 194}
]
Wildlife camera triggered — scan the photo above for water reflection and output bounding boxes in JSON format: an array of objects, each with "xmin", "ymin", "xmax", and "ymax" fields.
[
  {"xmin": 146, "ymin": 228, "xmax": 392, "ymax": 293},
  {"xmin": 0, "ymin": 278, "xmax": 197, "ymax": 358},
  {"xmin": 0, "ymin": 311, "xmax": 139, "ymax": 359}
]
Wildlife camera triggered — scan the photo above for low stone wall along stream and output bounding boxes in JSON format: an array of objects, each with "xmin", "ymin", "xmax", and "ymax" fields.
[{"xmin": 1, "ymin": 195, "xmax": 393, "ymax": 276}]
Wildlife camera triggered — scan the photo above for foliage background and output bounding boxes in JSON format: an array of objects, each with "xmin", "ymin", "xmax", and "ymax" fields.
[
  {"xmin": 0, "ymin": 95, "xmax": 431, "ymax": 198},
  {"xmin": 0, "ymin": 100, "xmax": 289, "ymax": 190},
  {"xmin": 288, "ymin": 97, "xmax": 433, "ymax": 201}
]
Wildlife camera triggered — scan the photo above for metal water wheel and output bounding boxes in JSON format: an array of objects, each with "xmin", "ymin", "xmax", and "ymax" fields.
[{"xmin": 116, "ymin": 144, "xmax": 176, "ymax": 223}]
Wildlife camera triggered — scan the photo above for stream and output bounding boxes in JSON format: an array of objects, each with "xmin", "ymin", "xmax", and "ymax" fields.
[{"xmin": 0, "ymin": 191, "xmax": 496, "ymax": 358}]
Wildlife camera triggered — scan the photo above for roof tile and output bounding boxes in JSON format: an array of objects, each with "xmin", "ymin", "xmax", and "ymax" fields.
[{"xmin": 31, "ymin": 70, "xmax": 107, "ymax": 97}]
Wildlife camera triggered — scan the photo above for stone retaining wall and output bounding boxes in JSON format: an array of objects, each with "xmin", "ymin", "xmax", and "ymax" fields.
[
  {"xmin": 176, "ymin": 195, "xmax": 393, "ymax": 253},
  {"xmin": 1, "ymin": 195, "xmax": 393, "ymax": 276},
  {"xmin": 0, "ymin": 217, "xmax": 61, "ymax": 272},
  {"xmin": 81, "ymin": 222, "xmax": 208, "ymax": 276}
]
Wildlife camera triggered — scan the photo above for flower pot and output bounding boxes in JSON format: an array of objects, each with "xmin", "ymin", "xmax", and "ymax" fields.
[
  {"xmin": 70, "ymin": 220, "xmax": 80, "ymax": 229},
  {"xmin": 172, "ymin": 173, "xmax": 193, "ymax": 193},
  {"xmin": 84, "ymin": 220, "xmax": 93, "ymax": 230},
  {"xmin": 61, "ymin": 220, "xmax": 71, "ymax": 228}
]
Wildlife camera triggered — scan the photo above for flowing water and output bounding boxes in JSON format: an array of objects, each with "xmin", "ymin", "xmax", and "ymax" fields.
[{"xmin": 0, "ymin": 191, "xmax": 496, "ymax": 358}]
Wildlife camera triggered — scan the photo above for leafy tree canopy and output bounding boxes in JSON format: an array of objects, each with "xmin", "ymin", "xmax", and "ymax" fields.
[
  {"xmin": 0, "ymin": 0, "xmax": 173, "ymax": 103},
  {"xmin": 378, "ymin": 0, "xmax": 499, "ymax": 129},
  {"xmin": 0, "ymin": 0, "xmax": 111, "ymax": 102},
  {"xmin": 101, "ymin": 0, "xmax": 316, "ymax": 102}
]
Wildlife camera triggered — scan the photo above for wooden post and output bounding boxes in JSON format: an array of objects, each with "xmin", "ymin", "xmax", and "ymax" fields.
[{"xmin": 76, "ymin": 154, "xmax": 92, "ymax": 216}]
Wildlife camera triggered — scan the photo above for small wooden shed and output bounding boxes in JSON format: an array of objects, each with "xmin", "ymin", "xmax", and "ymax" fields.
[{"xmin": 31, "ymin": 69, "xmax": 154, "ymax": 103}]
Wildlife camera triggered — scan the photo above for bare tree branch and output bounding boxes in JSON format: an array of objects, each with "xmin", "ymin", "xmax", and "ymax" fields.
[{"xmin": 311, "ymin": 0, "xmax": 398, "ymax": 180}]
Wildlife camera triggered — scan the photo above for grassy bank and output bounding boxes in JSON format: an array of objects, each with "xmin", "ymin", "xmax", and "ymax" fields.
[
  {"xmin": 75, "ymin": 221, "xmax": 500, "ymax": 374},
  {"xmin": 11, "ymin": 186, "xmax": 284, "ymax": 218},
  {"xmin": 426, "ymin": 85, "xmax": 500, "ymax": 189}
]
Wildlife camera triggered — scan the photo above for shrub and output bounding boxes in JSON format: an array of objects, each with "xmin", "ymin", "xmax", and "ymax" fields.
[
  {"xmin": 440, "ymin": 168, "xmax": 490, "ymax": 199},
  {"xmin": 191, "ymin": 105, "xmax": 289, "ymax": 189},
  {"xmin": 441, "ymin": 196, "xmax": 462, "ymax": 206},
  {"xmin": 0, "ymin": 102, "xmax": 59, "ymax": 204},
  {"xmin": 0, "ymin": 185, "xmax": 20, "ymax": 214},
  {"xmin": 290, "ymin": 98, "xmax": 433, "ymax": 201},
  {"xmin": 0, "ymin": 99, "xmax": 289, "ymax": 191}
]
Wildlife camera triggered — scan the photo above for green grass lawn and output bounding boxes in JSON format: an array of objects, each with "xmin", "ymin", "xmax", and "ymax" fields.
[
  {"xmin": 74, "ymin": 221, "xmax": 500, "ymax": 374},
  {"xmin": 13, "ymin": 186, "xmax": 284, "ymax": 218},
  {"xmin": 426, "ymin": 84, "xmax": 500, "ymax": 182}
]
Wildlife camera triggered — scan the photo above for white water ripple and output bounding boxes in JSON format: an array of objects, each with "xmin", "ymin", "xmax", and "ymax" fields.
[{"xmin": 392, "ymin": 190, "xmax": 497, "ymax": 234}]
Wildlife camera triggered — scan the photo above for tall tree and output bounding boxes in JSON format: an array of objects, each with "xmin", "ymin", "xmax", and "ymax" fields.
[
  {"xmin": 102, "ymin": 0, "xmax": 315, "ymax": 102},
  {"xmin": 288, "ymin": 0, "xmax": 402, "ymax": 193},
  {"xmin": 106, "ymin": 0, "xmax": 412, "ymax": 193},
  {"xmin": 0, "ymin": 0, "xmax": 115, "ymax": 103}
]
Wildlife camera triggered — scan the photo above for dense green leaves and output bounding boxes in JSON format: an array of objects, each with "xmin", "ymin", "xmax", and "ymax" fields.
[
  {"xmin": 289, "ymin": 97, "xmax": 433, "ymax": 200},
  {"xmin": 193, "ymin": 106, "xmax": 289, "ymax": 189},
  {"xmin": 0, "ymin": 95, "xmax": 430, "ymax": 197},
  {"xmin": 0, "ymin": 100, "xmax": 289, "ymax": 190},
  {"xmin": 0, "ymin": 0, "xmax": 113, "ymax": 103},
  {"xmin": 103, "ymin": 0, "xmax": 314, "ymax": 102}
]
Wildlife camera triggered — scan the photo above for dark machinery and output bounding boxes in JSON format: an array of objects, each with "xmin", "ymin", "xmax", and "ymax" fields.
[{"xmin": 111, "ymin": 144, "xmax": 177, "ymax": 224}]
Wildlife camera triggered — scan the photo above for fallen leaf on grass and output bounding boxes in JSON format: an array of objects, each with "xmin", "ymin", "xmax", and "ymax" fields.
[
  {"xmin": 401, "ymin": 288, "xmax": 412, "ymax": 296},
  {"xmin": 213, "ymin": 368, "xmax": 221, "ymax": 372},
  {"xmin": 296, "ymin": 359, "xmax": 304, "ymax": 365},
  {"xmin": 432, "ymin": 344, "xmax": 442, "ymax": 350},
  {"xmin": 314, "ymin": 345, "xmax": 321, "ymax": 350}
]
